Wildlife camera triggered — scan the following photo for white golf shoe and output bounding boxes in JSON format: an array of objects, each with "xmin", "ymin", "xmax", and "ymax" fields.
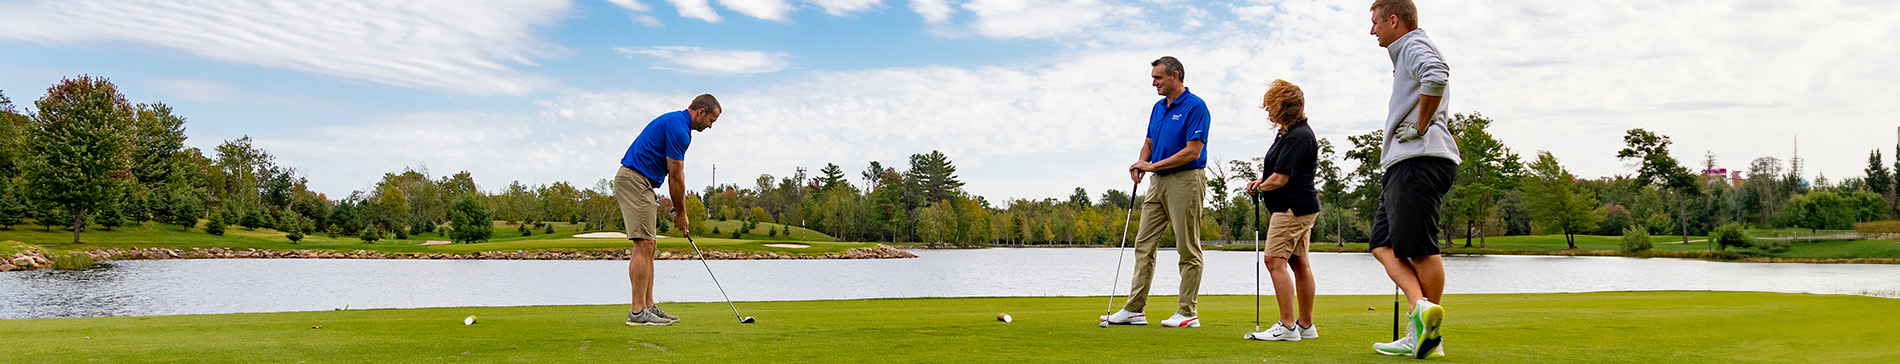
[
  {"xmin": 1099, "ymin": 309, "xmax": 1147, "ymax": 325},
  {"xmin": 1299, "ymin": 323, "xmax": 1319, "ymax": 339},
  {"xmin": 1159, "ymin": 313, "xmax": 1200, "ymax": 328},
  {"xmin": 1244, "ymin": 322, "xmax": 1300, "ymax": 341}
]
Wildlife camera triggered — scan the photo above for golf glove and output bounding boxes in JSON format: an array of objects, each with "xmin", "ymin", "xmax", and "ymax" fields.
[{"xmin": 1394, "ymin": 121, "xmax": 1424, "ymax": 142}]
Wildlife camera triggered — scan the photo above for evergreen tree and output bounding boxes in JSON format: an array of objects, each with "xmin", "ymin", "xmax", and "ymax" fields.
[
  {"xmin": 1867, "ymin": 149, "xmax": 1893, "ymax": 210},
  {"xmin": 448, "ymin": 194, "xmax": 494, "ymax": 244},
  {"xmin": 905, "ymin": 150, "xmax": 964, "ymax": 203},
  {"xmin": 205, "ymin": 211, "xmax": 226, "ymax": 236},
  {"xmin": 819, "ymin": 163, "xmax": 849, "ymax": 190}
]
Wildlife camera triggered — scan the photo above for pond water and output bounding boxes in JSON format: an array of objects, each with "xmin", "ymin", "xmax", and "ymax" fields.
[{"xmin": 3, "ymin": 248, "xmax": 1896, "ymax": 319}]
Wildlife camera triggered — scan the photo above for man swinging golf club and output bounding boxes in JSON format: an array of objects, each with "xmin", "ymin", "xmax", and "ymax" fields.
[
  {"xmin": 1101, "ymin": 56, "xmax": 1211, "ymax": 328},
  {"xmin": 1367, "ymin": 0, "xmax": 1457, "ymax": 358},
  {"xmin": 1243, "ymin": 80, "xmax": 1323, "ymax": 342},
  {"xmin": 618, "ymin": 94, "xmax": 720, "ymax": 326}
]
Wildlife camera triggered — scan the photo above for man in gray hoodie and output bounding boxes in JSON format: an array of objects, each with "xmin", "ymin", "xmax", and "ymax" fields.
[{"xmin": 1367, "ymin": 0, "xmax": 1456, "ymax": 359}]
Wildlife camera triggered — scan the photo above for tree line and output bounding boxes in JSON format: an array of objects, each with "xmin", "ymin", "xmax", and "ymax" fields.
[{"xmin": 2, "ymin": 76, "xmax": 1887, "ymax": 249}]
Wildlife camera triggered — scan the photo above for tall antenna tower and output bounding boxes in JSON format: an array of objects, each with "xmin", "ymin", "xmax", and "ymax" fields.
[{"xmin": 1790, "ymin": 135, "xmax": 1803, "ymax": 179}]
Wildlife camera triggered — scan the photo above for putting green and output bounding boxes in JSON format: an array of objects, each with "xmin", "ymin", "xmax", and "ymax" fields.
[{"xmin": 3, "ymin": 291, "xmax": 1894, "ymax": 363}]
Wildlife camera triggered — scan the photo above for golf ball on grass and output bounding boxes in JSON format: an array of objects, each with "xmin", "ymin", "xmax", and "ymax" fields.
[
  {"xmin": 997, "ymin": 313, "xmax": 1012, "ymax": 323},
  {"xmin": 464, "ymin": 316, "xmax": 477, "ymax": 325},
  {"xmin": 1099, "ymin": 321, "xmax": 1110, "ymax": 328}
]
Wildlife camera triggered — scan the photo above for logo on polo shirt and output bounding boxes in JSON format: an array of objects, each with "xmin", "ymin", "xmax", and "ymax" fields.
[{"xmin": 1172, "ymin": 114, "xmax": 1182, "ymax": 120}]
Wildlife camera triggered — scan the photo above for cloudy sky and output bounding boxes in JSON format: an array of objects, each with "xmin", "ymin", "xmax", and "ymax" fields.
[{"xmin": 1, "ymin": 0, "xmax": 1896, "ymax": 202}]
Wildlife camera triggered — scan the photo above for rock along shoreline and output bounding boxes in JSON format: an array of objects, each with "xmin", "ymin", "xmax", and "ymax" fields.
[{"xmin": 0, "ymin": 244, "xmax": 916, "ymax": 271}]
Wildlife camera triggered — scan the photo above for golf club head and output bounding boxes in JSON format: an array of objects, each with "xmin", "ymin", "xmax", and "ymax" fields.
[
  {"xmin": 741, "ymin": 316, "xmax": 756, "ymax": 323},
  {"xmin": 1099, "ymin": 321, "xmax": 1110, "ymax": 328}
]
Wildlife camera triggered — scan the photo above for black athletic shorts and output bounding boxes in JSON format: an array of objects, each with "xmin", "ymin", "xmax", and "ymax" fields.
[{"xmin": 1369, "ymin": 157, "xmax": 1457, "ymax": 258}]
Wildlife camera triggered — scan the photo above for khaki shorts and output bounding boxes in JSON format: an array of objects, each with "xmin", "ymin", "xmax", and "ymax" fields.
[
  {"xmin": 614, "ymin": 167, "xmax": 658, "ymax": 241},
  {"xmin": 1265, "ymin": 211, "xmax": 1319, "ymax": 258}
]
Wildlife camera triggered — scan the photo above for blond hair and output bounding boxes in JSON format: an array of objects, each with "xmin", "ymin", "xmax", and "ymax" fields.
[{"xmin": 1262, "ymin": 79, "xmax": 1305, "ymax": 127}]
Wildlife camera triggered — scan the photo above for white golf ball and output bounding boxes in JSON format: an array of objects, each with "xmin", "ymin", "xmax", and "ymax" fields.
[
  {"xmin": 1099, "ymin": 321, "xmax": 1110, "ymax": 328},
  {"xmin": 997, "ymin": 313, "xmax": 1012, "ymax": 323},
  {"xmin": 464, "ymin": 316, "xmax": 477, "ymax": 325}
]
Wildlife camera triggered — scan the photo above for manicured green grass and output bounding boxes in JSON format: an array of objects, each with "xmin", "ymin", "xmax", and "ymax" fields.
[
  {"xmin": 0, "ymin": 219, "xmax": 851, "ymax": 256},
  {"xmin": 1774, "ymin": 239, "xmax": 1900, "ymax": 259},
  {"xmin": 1, "ymin": 291, "xmax": 1892, "ymax": 363}
]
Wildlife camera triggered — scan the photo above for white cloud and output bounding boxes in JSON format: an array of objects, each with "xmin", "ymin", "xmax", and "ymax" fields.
[
  {"xmin": 718, "ymin": 0, "xmax": 795, "ymax": 21},
  {"xmin": 606, "ymin": 0, "xmax": 652, "ymax": 12},
  {"xmin": 666, "ymin": 0, "xmax": 725, "ymax": 22},
  {"xmin": 0, "ymin": 0, "xmax": 570, "ymax": 96},
  {"xmin": 616, "ymin": 46, "xmax": 793, "ymax": 75},
  {"xmin": 808, "ymin": 0, "xmax": 886, "ymax": 16},
  {"xmin": 910, "ymin": 0, "xmax": 955, "ymax": 23}
]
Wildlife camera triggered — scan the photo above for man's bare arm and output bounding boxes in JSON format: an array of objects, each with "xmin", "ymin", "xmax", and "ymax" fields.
[{"xmin": 1415, "ymin": 94, "xmax": 1442, "ymax": 134}]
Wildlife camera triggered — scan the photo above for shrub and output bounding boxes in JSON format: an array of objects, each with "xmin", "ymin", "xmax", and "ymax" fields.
[
  {"xmin": 205, "ymin": 213, "xmax": 226, "ymax": 236},
  {"xmin": 1620, "ymin": 225, "xmax": 1652, "ymax": 253},
  {"xmin": 1711, "ymin": 223, "xmax": 1752, "ymax": 251},
  {"xmin": 712, "ymin": 226, "xmax": 721, "ymax": 235},
  {"xmin": 410, "ymin": 216, "xmax": 436, "ymax": 235},
  {"xmin": 543, "ymin": 225, "xmax": 554, "ymax": 234},
  {"xmin": 768, "ymin": 227, "xmax": 778, "ymax": 237},
  {"xmin": 731, "ymin": 231, "xmax": 742, "ymax": 239},
  {"xmin": 392, "ymin": 225, "xmax": 408, "ymax": 240},
  {"xmin": 518, "ymin": 224, "xmax": 531, "ymax": 237},
  {"xmin": 361, "ymin": 225, "xmax": 383, "ymax": 243},
  {"xmin": 1854, "ymin": 220, "xmax": 1900, "ymax": 234}
]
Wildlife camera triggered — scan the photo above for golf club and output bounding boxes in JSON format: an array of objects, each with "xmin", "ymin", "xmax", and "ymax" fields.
[
  {"xmin": 684, "ymin": 234, "xmax": 754, "ymax": 324},
  {"xmin": 1393, "ymin": 286, "xmax": 1401, "ymax": 340},
  {"xmin": 1099, "ymin": 177, "xmax": 1142, "ymax": 328},
  {"xmin": 1251, "ymin": 193, "xmax": 1262, "ymax": 334}
]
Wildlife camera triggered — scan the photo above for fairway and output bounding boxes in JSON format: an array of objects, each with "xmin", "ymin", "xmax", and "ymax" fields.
[{"xmin": 3, "ymin": 291, "xmax": 1893, "ymax": 363}]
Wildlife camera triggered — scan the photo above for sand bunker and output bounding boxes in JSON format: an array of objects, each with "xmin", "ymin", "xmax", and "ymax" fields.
[
  {"xmin": 420, "ymin": 241, "xmax": 452, "ymax": 246},
  {"xmin": 762, "ymin": 243, "xmax": 810, "ymax": 249},
  {"xmin": 573, "ymin": 232, "xmax": 627, "ymax": 238}
]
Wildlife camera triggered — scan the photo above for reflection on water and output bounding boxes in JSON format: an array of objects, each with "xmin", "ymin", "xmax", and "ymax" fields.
[{"xmin": 3, "ymin": 248, "xmax": 1897, "ymax": 319}]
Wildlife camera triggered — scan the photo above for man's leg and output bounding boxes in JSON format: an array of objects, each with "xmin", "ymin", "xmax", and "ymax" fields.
[
  {"xmin": 629, "ymin": 239, "xmax": 657, "ymax": 310},
  {"xmin": 1169, "ymin": 170, "xmax": 1205, "ymax": 318},
  {"xmin": 1371, "ymin": 247, "xmax": 1425, "ymax": 309},
  {"xmin": 1410, "ymin": 255, "xmax": 1445, "ymax": 304},
  {"xmin": 1123, "ymin": 182, "xmax": 1169, "ymax": 314}
]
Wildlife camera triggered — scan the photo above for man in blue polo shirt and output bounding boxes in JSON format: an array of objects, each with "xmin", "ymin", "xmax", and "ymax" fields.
[
  {"xmin": 1102, "ymin": 56, "xmax": 1212, "ymax": 329},
  {"xmin": 618, "ymin": 94, "xmax": 720, "ymax": 326}
]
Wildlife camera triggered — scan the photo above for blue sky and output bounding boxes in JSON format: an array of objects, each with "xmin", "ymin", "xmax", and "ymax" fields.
[{"xmin": 2, "ymin": 0, "xmax": 1897, "ymax": 202}]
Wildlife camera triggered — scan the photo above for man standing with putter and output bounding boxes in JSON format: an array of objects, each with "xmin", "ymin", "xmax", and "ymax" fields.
[
  {"xmin": 1366, "ymin": 0, "xmax": 1457, "ymax": 358},
  {"xmin": 1100, "ymin": 56, "xmax": 1211, "ymax": 329},
  {"xmin": 618, "ymin": 94, "xmax": 720, "ymax": 326}
]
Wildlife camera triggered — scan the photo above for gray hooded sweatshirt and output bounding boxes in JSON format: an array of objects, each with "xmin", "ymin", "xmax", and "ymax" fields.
[{"xmin": 1380, "ymin": 29, "xmax": 1461, "ymax": 171}]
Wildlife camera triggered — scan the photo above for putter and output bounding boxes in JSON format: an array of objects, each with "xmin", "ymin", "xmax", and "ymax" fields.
[
  {"xmin": 684, "ymin": 234, "xmax": 755, "ymax": 324},
  {"xmin": 1251, "ymin": 193, "xmax": 1262, "ymax": 334},
  {"xmin": 1100, "ymin": 177, "xmax": 1142, "ymax": 328}
]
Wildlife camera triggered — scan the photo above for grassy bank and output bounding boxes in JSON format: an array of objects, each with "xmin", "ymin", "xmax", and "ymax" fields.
[
  {"xmin": 1210, "ymin": 234, "xmax": 1900, "ymax": 263},
  {"xmin": 0, "ymin": 219, "xmax": 873, "ymax": 256},
  {"xmin": 0, "ymin": 291, "xmax": 1892, "ymax": 363}
]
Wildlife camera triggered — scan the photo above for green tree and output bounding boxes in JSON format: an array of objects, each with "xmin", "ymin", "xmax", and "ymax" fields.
[
  {"xmin": 1522, "ymin": 151, "xmax": 1602, "ymax": 249},
  {"xmin": 1867, "ymin": 149, "xmax": 1894, "ymax": 211},
  {"xmin": 819, "ymin": 163, "xmax": 849, "ymax": 190},
  {"xmin": 1314, "ymin": 138, "xmax": 1350, "ymax": 246},
  {"xmin": 282, "ymin": 210, "xmax": 306, "ymax": 243},
  {"xmin": 1344, "ymin": 130, "xmax": 1386, "ymax": 230},
  {"xmin": 906, "ymin": 150, "xmax": 964, "ymax": 203},
  {"xmin": 24, "ymin": 76, "xmax": 136, "ymax": 243},
  {"xmin": 683, "ymin": 194, "xmax": 708, "ymax": 235},
  {"xmin": 1448, "ymin": 113, "xmax": 1523, "ymax": 247},
  {"xmin": 1616, "ymin": 128, "xmax": 1699, "ymax": 246},
  {"xmin": 448, "ymin": 194, "xmax": 494, "ymax": 244},
  {"xmin": 205, "ymin": 210, "xmax": 227, "ymax": 236}
]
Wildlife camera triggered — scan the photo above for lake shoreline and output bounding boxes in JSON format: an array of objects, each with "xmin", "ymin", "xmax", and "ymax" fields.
[{"xmin": 0, "ymin": 244, "xmax": 917, "ymax": 271}]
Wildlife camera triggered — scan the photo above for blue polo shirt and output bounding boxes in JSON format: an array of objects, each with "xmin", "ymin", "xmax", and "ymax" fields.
[
  {"xmin": 621, "ymin": 110, "xmax": 693, "ymax": 185},
  {"xmin": 1146, "ymin": 88, "xmax": 1210, "ymax": 175}
]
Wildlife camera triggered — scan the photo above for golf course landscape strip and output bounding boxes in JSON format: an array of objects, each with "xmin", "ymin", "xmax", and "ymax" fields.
[{"xmin": 2, "ymin": 291, "xmax": 1892, "ymax": 363}]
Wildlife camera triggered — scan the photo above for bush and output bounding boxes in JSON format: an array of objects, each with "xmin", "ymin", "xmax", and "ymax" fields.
[
  {"xmin": 410, "ymin": 216, "xmax": 436, "ymax": 235},
  {"xmin": 392, "ymin": 225, "xmax": 408, "ymax": 240},
  {"xmin": 361, "ymin": 225, "xmax": 383, "ymax": 243},
  {"xmin": 731, "ymin": 231, "xmax": 742, "ymax": 239},
  {"xmin": 1711, "ymin": 223, "xmax": 1752, "ymax": 251},
  {"xmin": 543, "ymin": 225, "xmax": 554, "ymax": 234},
  {"xmin": 518, "ymin": 224, "xmax": 532, "ymax": 237},
  {"xmin": 1854, "ymin": 220, "xmax": 1900, "ymax": 234},
  {"xmin": 712, "ymin": 226, "xmax": 721, "ymax": 235},
  {"xmin": 46, "ymin": 251, "xmax": 95, "ymax": 270},
  {"xmin": 1620, "ymin": 225, "xmax": 1652, "ymax": 253},
  {"xmin": 768, "ymin": 227, "xmax": 778, "ymax": 237},
  {"xmin": 205, "ymin": 213, "xmax": 226, "ymax": 236}
]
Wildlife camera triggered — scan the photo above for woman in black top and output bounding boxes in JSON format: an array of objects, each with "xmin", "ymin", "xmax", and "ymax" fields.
[{"xmin": 1243, "ymin": 79, "xmax": 1323, "ymax": 342}]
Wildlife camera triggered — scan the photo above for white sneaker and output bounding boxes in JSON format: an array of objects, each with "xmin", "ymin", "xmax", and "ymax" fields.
[
  {"xmin": 1373, "ymin": 335, "xmax": 1415, "ymax": 356},
  {"xmin": 1298, "ymin": 323, "xmax": 1319, "ymax": 339},
  {"xmin": 1244, "ymin": 322, "xmax": 1300, "ymax": 341},
  {"xmin": 1099, "ymin": 309, "xmax": 1147, "ymax": 325},
  {"xmin": 1413, "ymin": 299, "xmax": 1445, "ymax": 359},
  {"xmin": 1159, "ymin": 313, "xmax": 1200, "ymax": 328}
]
